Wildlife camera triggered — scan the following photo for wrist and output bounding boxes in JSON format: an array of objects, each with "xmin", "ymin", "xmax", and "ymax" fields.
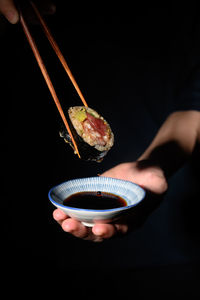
[{"xmin": 134, "ymin": 160, "xmax": 168, "ymax": 194}]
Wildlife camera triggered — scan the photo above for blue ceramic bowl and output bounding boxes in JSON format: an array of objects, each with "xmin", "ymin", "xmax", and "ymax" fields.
[{"xmin": 48, "ymin": 176, "xmax": 146, "ymax": 227}]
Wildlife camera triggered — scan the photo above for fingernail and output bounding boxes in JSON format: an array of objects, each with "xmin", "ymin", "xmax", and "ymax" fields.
[
  {"xmin": 63, "ymin": 223, "xmax": 71, "ymax": 232},
  {"xmin": 6, "ymin": 10, "xmax": 19, "ymax": 24},
  {"xmin": 93, "ymin": 227, "xmax": 104, "ymax": 236},
  {"xmin": 53, "ymin": 211, "xmax": 61, "ymax": 220}
]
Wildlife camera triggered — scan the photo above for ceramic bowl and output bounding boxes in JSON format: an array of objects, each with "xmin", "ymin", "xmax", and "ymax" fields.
[{"xmin": 48, "ymin": 176, "xmax": 146, "ymax": 227}]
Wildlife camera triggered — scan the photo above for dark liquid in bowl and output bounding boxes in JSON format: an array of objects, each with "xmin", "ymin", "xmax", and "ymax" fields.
[{"xmin": 63, "ymin": 191, "xmax": 127, "ymax": 210}]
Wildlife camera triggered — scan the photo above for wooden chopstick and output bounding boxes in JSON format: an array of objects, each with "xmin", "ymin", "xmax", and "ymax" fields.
[
  {"xmin": 19, "ymin": 10, "xmax": 81, "ymax": 158},
  {"xmin": 30, "ymin": 1, "xmax": 88, "ymax": 108}
]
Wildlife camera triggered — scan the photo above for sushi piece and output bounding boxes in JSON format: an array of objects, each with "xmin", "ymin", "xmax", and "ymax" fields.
[{"xmin": 60, "ymin": 106, "xmax": 114, "ymax": 162}]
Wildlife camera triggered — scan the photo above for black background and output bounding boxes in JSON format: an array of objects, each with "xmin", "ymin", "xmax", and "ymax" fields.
[{"xmin": 1, "ymin": 1, "xmax": 200, "ymax": 297}]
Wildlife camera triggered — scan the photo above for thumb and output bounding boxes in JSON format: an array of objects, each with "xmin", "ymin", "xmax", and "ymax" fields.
[{"xmin": 0, "ymin": 0, "xmax": 19, "ymax": 24}]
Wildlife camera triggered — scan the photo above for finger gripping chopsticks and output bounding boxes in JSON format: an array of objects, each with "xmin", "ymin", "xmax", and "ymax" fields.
[{"xmin": 19, "ymin": 1, "xmax": 88, "ymax": 158}]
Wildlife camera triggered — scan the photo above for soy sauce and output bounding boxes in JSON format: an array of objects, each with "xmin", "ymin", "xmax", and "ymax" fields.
[{"xmin": 63, "ymin": 191, "xmax": 127, "ymax": 210}]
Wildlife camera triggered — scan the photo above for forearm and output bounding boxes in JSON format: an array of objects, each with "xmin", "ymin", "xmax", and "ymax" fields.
[{"xmin": 138, "ymin": 110, "xmax": 200, "ymax": 177}]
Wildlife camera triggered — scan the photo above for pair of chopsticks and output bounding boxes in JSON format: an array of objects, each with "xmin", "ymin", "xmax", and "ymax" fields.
[{"xmin": 19, "ymin": 1, "xmax": 88, "ymax": 158}]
